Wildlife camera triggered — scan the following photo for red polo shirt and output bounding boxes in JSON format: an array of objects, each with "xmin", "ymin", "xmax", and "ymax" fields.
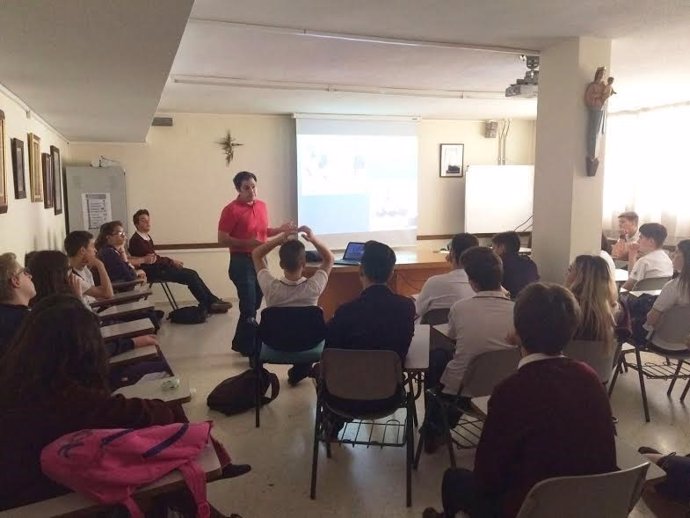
[{"xmin": 218, "ymin": 198, "xmax": 269, "ymax": 253}]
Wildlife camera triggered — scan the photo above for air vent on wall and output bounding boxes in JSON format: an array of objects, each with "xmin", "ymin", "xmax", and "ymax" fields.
[{"xmin": 152, "ymin": 116, "xmax": 173, "ymax": 127}]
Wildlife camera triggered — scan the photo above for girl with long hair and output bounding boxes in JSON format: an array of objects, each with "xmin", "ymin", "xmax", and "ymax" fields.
[
  {"xmin": 646, "ymin": 239, "xmax": 690, "ymax": 329},
  {"xmin": 565, "ymin": 254, "xmax": 617, "ymax": 348}
]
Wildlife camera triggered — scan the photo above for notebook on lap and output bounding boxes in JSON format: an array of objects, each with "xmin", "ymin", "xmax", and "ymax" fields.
[{"xmin": 334, "ymin": 242, "xmax": 366, "ymax": 266}]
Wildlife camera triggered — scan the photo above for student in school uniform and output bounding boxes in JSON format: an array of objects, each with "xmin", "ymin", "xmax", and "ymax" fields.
[
  {"xmin": 64, "ymin": 230, "xmax": 115, "ymax": 305},
  {"xmin": 0, "ymin": 253, "xmax": 35, "ymax": 355},
  {"xmin": 129, "ymin": 209, "xmax": 231, "ymax": 314},
  {"xmin": 251, "ymin": 225, "xmax": 334, "ymax": 385},
  {"xmin": 600, "ymin": 232, "xmax": 617, "ymax": 278},
  {"xmin": 423, "ymin": 283, "xmax": 617, "ymax": 518},
  {"xmin": 644, "ymin": 239, "xmax": 690, "ymax": 337},
  {"xmin": 621, "ymin": 222, "xmax": 674, "ymax": 291},
  {"xmin": 95, "ymin": 221, "xmax": 147, "ymax": 283},
  {"xmin": 27, "ymin": 250, "xmax": 165, "ymax": 387},
  {"xmin": 422, "ymin": 247, "xmax": 515, "ymax": 452},
  {"xmin": 491, "ymin": 231, "xmax": 539, "ymax": 298},
  {"xmin": 415, "ymin": 233, "xmax": 478, "ymax": 320},
  {"xmin": 611, "ymin": 211, "xmax": 640, "ymax": 261},
  {"xmin": 0, "ymin": 294, "xmax": 248, "ymax": 512}
]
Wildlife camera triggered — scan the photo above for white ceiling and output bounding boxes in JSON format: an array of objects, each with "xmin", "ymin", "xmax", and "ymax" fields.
[
  {"xmin": 2, "ymin": 0, "xmax": 690, "ymax": 141},
  {"xmin": 159, "ymin": 0, "xmax": 690, "ymax": 120},
  {"xmin": 0, "ymin": 0, "xmax": 193, "ymax": 142}
]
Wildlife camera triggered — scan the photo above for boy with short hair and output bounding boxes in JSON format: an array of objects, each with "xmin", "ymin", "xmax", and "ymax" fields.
[
  {"xmin": 64, "ymin": 231, "xmax": 114, "ymax": 306},
  {"xmin": 622, "ymin": 222, "xmax": 673, "ymax": 291},
  {"xmin": 491, "ymin": 231, "xmax": 539, "ymax": 298},
  {"xmin": 611, "ymin": 211, "xmax": 640, "ymax": 260},
  {"xmin": 251, "ymin": 225, "xmax": 334, "ymax": 385},
  {"xmin": 0, "ymin": 253, "xmax": 35, "ymax": 354}
]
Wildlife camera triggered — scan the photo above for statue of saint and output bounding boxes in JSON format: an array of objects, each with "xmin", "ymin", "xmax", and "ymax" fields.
[{"xmin": 584, "ymin": 66, "xmax": 614, "ymax": 175}]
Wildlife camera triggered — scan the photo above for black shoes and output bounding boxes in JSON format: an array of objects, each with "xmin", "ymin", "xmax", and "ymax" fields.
[{"xmin": 220, "ymin": 463, "xmax": 251, "ymax": 479}]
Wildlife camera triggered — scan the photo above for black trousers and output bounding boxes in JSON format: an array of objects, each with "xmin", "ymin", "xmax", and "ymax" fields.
[
  {"xmin": 228, "ymin": 253, "xmax": 262, "ymax": 354},
  {"xmin": 147, "ymin": 267, "xmax": 218, "ymax": 309},
  {"xmin": 441, "ymin": 468, "xmax": 500, "ymax": 518}
]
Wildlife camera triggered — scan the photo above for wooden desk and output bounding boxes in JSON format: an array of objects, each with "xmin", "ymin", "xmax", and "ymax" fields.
[
  {"xmin": 306, "ymin": 247, "xmax": 449, "ymax": 319},
  {"xmin": 101, "ymin": 318, "xmax": 155, "ymax": 342},
  {"xmin": 108, "ymin": 345, "xmax": 159, "ymax": 366},
  {"xmin": 90, "ymin": 288, "xmax": 153, "ymax": 309},
  {"xmin": 112, "ymin": 279, "xmax": 145, "ymax": 292},
  {"xmin": 0, "ymin": 443, "xmax": 221, "ymax": 518},
  {"xmin": 471, "ymin": 396, "xmax": 665, "ymax": 483},
  {"xmin": 114, "ymin": 377, "xmax": 191, "ymax": 404},
  {"xmin": 98, "ymin": 300, "xmax": 155, "ymax": 321}
]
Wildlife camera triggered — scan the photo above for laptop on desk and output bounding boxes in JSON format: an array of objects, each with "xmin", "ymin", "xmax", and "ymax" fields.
[{"xmin": 334, "ymin": 242, "xmax": 366, "ymax": 266}]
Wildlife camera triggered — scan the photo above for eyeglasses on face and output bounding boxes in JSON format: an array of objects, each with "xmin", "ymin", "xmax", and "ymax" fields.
[{"xmin": 111, "ymin": 231, "xmax": 126, "ymax": 237}]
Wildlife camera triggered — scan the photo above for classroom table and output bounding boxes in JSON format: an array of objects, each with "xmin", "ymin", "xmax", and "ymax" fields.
[
  {"xmin": 90, "ymin": 287, "xmax": 153, "ymax": 309},
  {"xmin": 404, "ymin": 325, "xmax": 430, "ymax": 373},
  {"xmin": 431, "ymin": 323, "xmax": 455, "ymax": 351},
  {"xmin": 113, "ymin": 377, "xmax": 191, "ymax": 404},
  {"xmin": 628, "ymin": 289, "xmax": 662, "ymax": 299},
  {"xmin": 112, "ymin": 278, "xmax": 145, "ymax": 292},
  {"xmin": 615, "ymin": 268, "xmax": 628, "ymax": 285},
  {"xmin": 100, "ymin": 318, "xmax": 155, "ymax": 342},
  {"xmin": 470, "ymin": 396, "xmax": 666, "ymax": 483},
  {"xmin": 305, "ymin": 246, "xmax": 450, "ymax": 319},
  {"xmin": 108, "ymin": 345, "xmax": 159, "ymax": 366},
  {"xmin": 0, "ymin": 443, "xmax": 221, "ymax": 518},
  {"xmin": 97, "ymin": 300, "xmax": 155, "ymax": 321}
]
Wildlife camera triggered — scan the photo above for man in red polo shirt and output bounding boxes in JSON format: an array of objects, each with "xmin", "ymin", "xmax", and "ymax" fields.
[{"xmin": 217, "ymin": 171, "xmax": 296, "ymax": 355}]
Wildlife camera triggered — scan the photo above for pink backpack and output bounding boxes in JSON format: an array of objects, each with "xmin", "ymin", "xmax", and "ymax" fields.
[{"xmin": 40, "ymin": 421, "xmax": 212, "ymax": 518}]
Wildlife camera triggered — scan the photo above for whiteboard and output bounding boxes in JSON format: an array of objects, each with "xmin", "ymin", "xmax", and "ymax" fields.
[{"xmin": 464, "ymin": 165, "xmax": 534, "ymax": 234}]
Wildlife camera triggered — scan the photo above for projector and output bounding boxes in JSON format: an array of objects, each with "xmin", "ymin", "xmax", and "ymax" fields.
[
  {"xmin": 505, "ymin": 55, "xmax": 539, "ymax": 98},
  {"xmin": 505, "ymin": 83, "xmax": 538, "ymax": 98}
]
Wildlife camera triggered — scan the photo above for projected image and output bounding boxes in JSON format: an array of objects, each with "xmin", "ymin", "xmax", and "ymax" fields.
[{"xmin": 296, "ymin": 120, "xmax": 419, "ymax": 246}]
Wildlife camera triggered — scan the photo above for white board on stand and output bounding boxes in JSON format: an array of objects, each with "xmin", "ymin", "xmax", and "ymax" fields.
[{"xmin": 464, "ymin": 165, "xmax": 534, "ymax": 234}]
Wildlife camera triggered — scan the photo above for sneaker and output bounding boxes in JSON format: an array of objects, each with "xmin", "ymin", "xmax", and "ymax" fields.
[{"xmin": 422, "ymin": 508, "xmax": 444, "ymax": 518}]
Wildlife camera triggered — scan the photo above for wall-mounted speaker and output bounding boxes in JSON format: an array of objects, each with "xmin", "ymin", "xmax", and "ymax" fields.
[{"xmin": 484, "ymin": 120, "xmax": 498, "ymax": 138}]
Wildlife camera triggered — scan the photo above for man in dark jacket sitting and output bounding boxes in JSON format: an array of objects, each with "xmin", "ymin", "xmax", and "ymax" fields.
[{"xmin": 128, "ymin": 209, "xmax": 231, "ymax": 313}]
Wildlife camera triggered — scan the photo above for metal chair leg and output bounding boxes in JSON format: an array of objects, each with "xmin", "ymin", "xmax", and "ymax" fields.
[
  {"xmin": 634, "ymin": 346, "xmax": 651, "ymax": 422},
  {"xmin": 681, "ymin": 378, "xmax": 690, "ymax": 402},
  {"xmin": 406, "ymin": 394, "xmax": 413, "ymax": 507},
  {"xmin": 608, "ymin": 358, "xmax": 622, "ymax": 398},
  {"xmin": 310, "ymin": 402, "xmax": 322, "ymax": 500},
  {"xmin": 667, "ymin": 360, "xmax": 684, "ymax": 396},
  {"xmin": 254, "ymin": 359, "xmax": 261, "ymax": 428},
  {"xmin": 161, "ymin": 282, "xmax": 179, "ymax": 310}
]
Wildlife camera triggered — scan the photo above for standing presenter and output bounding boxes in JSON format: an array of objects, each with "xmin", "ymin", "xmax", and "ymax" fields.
[{"xmin": 218, "ymin": 171, "xmax": 296, "ymax": 355}]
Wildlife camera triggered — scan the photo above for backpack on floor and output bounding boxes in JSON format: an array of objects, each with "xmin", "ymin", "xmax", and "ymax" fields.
[
  {"xmin": 168, "ymin": 305, "xmax": 207, "ymax": 325},
  {"xmin": 41, "ymin": 422, "xmax": 213, "ymax": 518},
  {"xmin": 207, "ymin": 368, "xmax": 280, "ymax": 416}
]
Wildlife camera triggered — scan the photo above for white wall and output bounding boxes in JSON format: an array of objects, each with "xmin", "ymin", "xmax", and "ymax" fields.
[
  {"xmin": 68, "ymin": 113, "xmax": 535, "ymax": 303},
  {"xmin": 0, "ymin": 88, "xmax": 69, "ymax": 261}
]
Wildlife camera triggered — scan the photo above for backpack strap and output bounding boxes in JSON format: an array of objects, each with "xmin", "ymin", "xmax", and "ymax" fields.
[
  {"xmin": 260, "ymin": 369, "xmax": 280, "ymax": 405},
  {"xmin": 178, "ymin": 460, "xmax": 210, "ymax": 518},
  {"xmin": 121, "ymin": 496, "xmax": 145, "ymax": 518}
]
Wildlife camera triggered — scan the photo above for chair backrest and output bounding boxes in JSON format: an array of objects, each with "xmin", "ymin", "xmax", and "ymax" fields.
[
  {"xmin": 320, "ymin": 348, "xmax": 402, "ymax": 401},
  {"xmin": 258, "ymin": 306, "xmax": 326, "ymax": 352},
  {"xmin": 515, "ymin": 463, "xmax": 649, "ymax": 518},
  {"xmin": 650, "ymin": 304, "xmax": 690, "ymax": 351},
  {"xmin": 564, "ymin": 340, "xmax": 615, "ymax": 383},
  {"xmin": 420, "ymin": 308, "xmax": 449, "ymax": 325},
  {"xmin": 632, "ymin": 276, "xmax": 672, "ymax": 291},
  {"xmin": 459, "ymin": 347, "xmax": 521, "ymax": 398}
]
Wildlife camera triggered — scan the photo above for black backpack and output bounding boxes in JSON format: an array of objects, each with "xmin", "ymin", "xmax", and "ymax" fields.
[
  {"xmin": 167, "ymin": 306, "xmax": 207, "ymax": 325},
  {"xmin": 207, "ymin": 368, "xmax": 280, "ymax": 416}
]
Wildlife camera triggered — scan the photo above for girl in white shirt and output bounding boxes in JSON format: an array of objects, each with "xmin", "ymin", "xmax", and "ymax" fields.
[{"xmin": 646, "ymin": 240, "xmax": 690, "ymax": 329}]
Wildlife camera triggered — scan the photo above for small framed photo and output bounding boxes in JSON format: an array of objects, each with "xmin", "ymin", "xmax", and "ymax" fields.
[
  {"xmin": 439, "ymin": 143, "xmax": 464, "ymax": 178},
  {"xmin": 42, "ymin": 153, "xmax": 54, "ymax": 209},
  {"xmin": 50, "ymin": 146, "xmax": 63, "ymax": 215},
  {"xmin": 11, "ymin": 138, "xmax": 26, "ymax": 199},
  {"xmin": 0, "ymin": 110, "xmax": 7, "ymax": 214},
  {"xmin": 28, "ymin": 133, "xmax": 42, "ymax": 202}
]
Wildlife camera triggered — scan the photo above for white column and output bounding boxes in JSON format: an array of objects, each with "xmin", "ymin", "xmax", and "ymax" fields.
[{"xmin": 532, "ymin": 37, "xmax": 612, "ymax": 282}]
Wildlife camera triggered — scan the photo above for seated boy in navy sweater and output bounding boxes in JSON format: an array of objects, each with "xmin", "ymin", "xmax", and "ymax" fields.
[{"xmin": 424, "ymin": 282, "xmax": 616, "ymax": 518}]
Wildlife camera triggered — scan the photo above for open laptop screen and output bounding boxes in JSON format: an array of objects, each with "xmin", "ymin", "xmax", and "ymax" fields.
[{"xmin": 343, "ymin": 242, "xmax": 366, "ymax": 261}]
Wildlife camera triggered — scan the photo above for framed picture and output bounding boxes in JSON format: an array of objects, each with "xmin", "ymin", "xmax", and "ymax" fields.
[
  {"xmin": 11, "ymin": 138, "xmax": 26, "ymax": 199},
  {"xmin": 0, "ymin": 110, "xmax": 7, "ymax": 214},
  {"xmin": 28, "ymin": 132, "xmax": 42, "ymax": 202},
  {"xmin": 42, "ymin": 153, "xmax": 54, "ymax": 209},
  {"xmin": 50, "ymin": 145, "xmax": 63, "ymax": 215},
  {"xmin": 439, "ymin": 143, "xmax": 464, "ymax": 178}
]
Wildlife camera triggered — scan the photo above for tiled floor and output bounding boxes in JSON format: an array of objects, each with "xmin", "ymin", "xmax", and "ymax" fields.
[{"xmin": 156, "ymin": 307, "xmax": 690, "ymax": 517}]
